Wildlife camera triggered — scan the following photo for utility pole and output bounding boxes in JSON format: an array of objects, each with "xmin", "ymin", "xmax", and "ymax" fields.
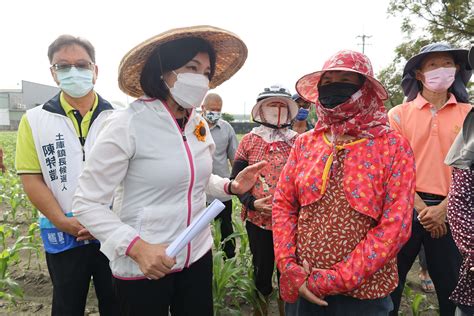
[{"xmin": 356, "ymin": 34, "xmax": 372, "ymax": 54}]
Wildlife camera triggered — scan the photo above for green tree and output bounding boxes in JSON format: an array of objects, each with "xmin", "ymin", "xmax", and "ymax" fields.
[
  {"xmin": 378, "ymin": 0, "xmax": 473, "ymax": 108},
  {"xmin": 390, "ymin": 0, "xmax": 473, "ymax": 43},
  {"xmin": 221, "ymin": 112, "xmax": 235, "ymax": 122}
]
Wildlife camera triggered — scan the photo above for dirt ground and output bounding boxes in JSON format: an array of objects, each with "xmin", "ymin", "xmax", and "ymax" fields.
[{"xmin": 0, "ymin": 209, "xmax": 439, "ymax": 316}]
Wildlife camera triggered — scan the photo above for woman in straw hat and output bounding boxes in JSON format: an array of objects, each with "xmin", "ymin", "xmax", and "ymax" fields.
[
  {"xmin": 72, "ymin": 25, "xmax": 265, "ymax": 315},
  {"xmin": 272, "ymin": 50, "xmax": 416, "ymax": 315},
  {"xmin": 230, "ymin": 84, "xmax": 298, "ymax": 316}
]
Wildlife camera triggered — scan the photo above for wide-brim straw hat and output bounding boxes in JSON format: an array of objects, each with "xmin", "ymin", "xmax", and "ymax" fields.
[
  {"xmin": 118, "ymin": 25, "xmax": 248, "ymax": 97},
  {"xmin": 296, "ymin": 50, "xmax": 388, "ymax": 104}
]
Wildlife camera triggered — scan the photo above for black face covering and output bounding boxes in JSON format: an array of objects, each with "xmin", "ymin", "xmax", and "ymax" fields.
[{"xmin": 318, "ymin": 82, "xmax": 361, "ymax": 109}]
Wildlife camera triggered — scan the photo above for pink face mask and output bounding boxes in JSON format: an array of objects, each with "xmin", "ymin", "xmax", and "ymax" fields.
[{"xmin": 422, "ymin": 67, "xmax": 456, "ymax": 93}]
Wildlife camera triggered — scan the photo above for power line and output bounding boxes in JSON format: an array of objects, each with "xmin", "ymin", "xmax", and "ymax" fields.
[{"xmin": 356, "ymin": 34, "xmax": 372, "ymax": 54}]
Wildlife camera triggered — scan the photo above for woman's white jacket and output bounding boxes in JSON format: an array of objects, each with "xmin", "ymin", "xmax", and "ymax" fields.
[{"xmin": 73, "ymin": 98, "xmax": 230, "ymax": 279}]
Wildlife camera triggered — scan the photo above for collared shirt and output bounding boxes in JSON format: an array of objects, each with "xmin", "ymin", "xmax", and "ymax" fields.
[
  {"xmin": 15, "ymin": 92, "xmax": 99, "ymax": 173},
  {"xmin": 389, "ymin": 93, "xmax": 472, "ymax": 196},
  {"xmin": 209, "ymin": 119, "xmax": 238, "ymax": 177},
  {"xmin": 207, "ymin": 119, "xmax": 238, "ymax": 202},
  {"xmin": 235, "ymin": 132, "xmax": 296, "ymax": 229}
]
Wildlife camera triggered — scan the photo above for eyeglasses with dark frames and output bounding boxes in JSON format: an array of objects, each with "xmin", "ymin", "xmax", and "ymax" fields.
[{"xmin": 51, "ymin": 61, "xmax": 94, "ymax": 72}]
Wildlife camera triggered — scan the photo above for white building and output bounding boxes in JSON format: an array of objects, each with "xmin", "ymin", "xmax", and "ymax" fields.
[{"xmin": 0, "ymin": 80, "xmax": 59, "ymax": 130}]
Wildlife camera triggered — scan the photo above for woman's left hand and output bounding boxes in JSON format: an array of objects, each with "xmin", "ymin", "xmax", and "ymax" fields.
[
  {"xmin": 231, "ymin": 161, "xmax": 267, "ymax": 195},
  {"xmin": 299, "ymin": 260, "xmax": 328, "ymax": 306}
]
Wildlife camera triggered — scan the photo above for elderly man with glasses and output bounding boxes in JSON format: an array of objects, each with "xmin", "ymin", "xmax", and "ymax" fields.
[{"xmin": 15, "ymin": 35, "xmax": 117, "ymax": 315}]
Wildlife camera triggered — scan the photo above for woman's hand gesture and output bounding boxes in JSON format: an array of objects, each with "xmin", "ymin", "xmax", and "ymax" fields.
[{"xmin": 231, "ymin": 161, "xmax": 267, "ymax": 195}]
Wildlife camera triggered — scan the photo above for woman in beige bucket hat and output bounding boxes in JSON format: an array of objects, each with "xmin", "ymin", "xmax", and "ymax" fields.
[{"xmin": 72, "ymin": 25, "xmax": 266, "ymax": 315}]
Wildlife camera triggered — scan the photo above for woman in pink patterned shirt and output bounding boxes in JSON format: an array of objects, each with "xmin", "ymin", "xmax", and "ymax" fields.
[
  {"xmin": 230, "ymin": 85, "xmax": 298, "ymax": 315},
  {"xmin": 272, "ymin": 51, "xmax": 416, "ymax": 315}
]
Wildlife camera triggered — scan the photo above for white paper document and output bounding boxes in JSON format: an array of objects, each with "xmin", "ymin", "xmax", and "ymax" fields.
[{"xmin": 166, "ymin": 199, "xmax": 225, "ymax": 257}]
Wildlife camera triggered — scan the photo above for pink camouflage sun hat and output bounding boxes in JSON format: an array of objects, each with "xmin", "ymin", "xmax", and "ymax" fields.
[{"xmin": 296, "ymin": 50, "xmax": 388, "ymax": 104}]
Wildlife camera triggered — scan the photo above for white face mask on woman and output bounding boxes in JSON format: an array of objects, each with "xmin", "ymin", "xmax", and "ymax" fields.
[
  {"xmin": 263, "ymin": 106, "xmax": 288, "ymax": 126},
  {"xmin": 169, "ymin": 72, "xmax": 210, "ymax": 109}
]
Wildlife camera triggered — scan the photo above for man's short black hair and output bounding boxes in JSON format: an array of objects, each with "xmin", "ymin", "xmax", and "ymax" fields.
[{"xmin": 48, "ymin": 35, "xmax": 95, "ymax": 63}]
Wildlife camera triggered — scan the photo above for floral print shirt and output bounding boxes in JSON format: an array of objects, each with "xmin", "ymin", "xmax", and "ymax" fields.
[
  {"xmin": 235, "ymin": 133, "xmax": 296, "ymax": 230},
  {"xmin": 296, "ymin": 149, "xmax": 398, "ymax": 300},
  {"xmin": 272, "ymin": 130, "xmax": 416, "ymax": 302}
]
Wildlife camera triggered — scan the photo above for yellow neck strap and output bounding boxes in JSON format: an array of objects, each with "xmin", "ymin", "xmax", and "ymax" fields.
[{"xmin": 320, "ymin": 133, "xmax": 367, "ymax": 195}]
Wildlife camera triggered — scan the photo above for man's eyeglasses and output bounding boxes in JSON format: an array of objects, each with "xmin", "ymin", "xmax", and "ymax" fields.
[{"xmin": 51, "ymin": 62, "xmax": 94, "ymax": 72}]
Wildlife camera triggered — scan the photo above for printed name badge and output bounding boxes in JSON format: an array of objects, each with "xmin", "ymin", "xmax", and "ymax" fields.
[
  {"xmin": 42, "ymin": 133, "xmax": 69, "ymax": 192},
  {"xmin": 39, "ymin": 214, "xmax": 99, "ymax": 254}
]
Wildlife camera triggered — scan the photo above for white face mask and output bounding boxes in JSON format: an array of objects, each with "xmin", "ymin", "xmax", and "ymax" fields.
[
  {"xmin": 169, "ymin": 72, "xmax": 209, "ymax": 109},
  {"xmin": 56, "ymin": 67, "xmax": 94, "ymax": 98},
  {"xmin": 263, "ymin": 106, "xmax": 288, "ymax": 126}
]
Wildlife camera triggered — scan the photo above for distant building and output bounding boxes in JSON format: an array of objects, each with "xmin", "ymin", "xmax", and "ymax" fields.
[{"xmin": 0, "ymin": 80, "xmax": 59, "ymax": 130}]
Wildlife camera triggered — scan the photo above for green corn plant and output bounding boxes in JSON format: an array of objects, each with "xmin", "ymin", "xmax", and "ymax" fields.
[
  {"xmin": 24, "ymin": 202, "xmax": 39, "ymax": 222},
  {"xmin": 0, "ymin": 132, "xmax": 39, "ymax": 223},
  {"xmin": 26, "ymin": 223, "xmax": 42, "ymax": 270},
  {"xmin": 7, "ymin": 186, "xmax": 21, "ymax": 222},
  {"xmin": 0, "ymin": 277, "xmax": 23, "ymax": 305},
  {"xmin": 0, "ymin": 177, "xmax": 8, "ymax": 204},
  {"xmin": 0, "ymin": 224, "xmax": 41, "ymax": 305},
  {"xmin": 401, "ymin": 283, "xmax": 434, "ymax": 316},
  {"xmin": 211, "ymin": 198, "xmax": 264, "ymax": 315},
  {"xmin": 231, "ymin": 201, "xmax": 266, "ymax": 306},
  {"xmin": 0, "ymin": 132, "xmax": 43, "ymax": 306}
]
